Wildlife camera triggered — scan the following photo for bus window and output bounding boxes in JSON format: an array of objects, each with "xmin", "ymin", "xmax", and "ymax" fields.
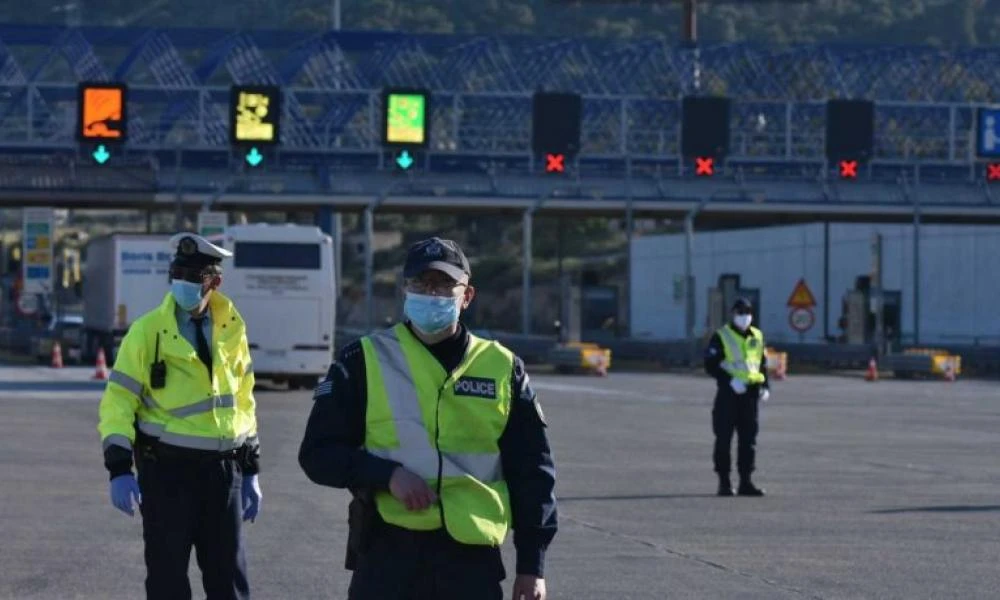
[{"xmin": 233, "ymin": 242, "xmax": 321, "ymax": 270}]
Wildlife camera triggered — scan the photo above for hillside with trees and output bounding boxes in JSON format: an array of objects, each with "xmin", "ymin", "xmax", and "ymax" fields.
[{"xmin": 3, "ymin": 0, "xmax": 997, "ymax": 46}]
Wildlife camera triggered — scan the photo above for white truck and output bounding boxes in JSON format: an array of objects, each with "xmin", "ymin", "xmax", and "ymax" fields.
[
  {"xmin": 82, "ymin": 234, "xmax": 171, "ymax": 363},
  {"xmin": 219, "ymin": 224, "xmax": 336, "ymax": 390}
]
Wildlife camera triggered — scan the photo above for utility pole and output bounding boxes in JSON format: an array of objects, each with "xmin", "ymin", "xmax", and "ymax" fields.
[
  {"xmin": 871, "ymin": 233, "xmax": 884, "ymax": 358},
  {"xmin": 682, "ymin": 0, "xmax": 701, "ymax": 92},
  {"xmin": 682, "ymin": 0, "xmax": 697, "ymax": 44},
  {"xmin": 330, "ymin": 0, "xmax": 341, "ymax": 30}
]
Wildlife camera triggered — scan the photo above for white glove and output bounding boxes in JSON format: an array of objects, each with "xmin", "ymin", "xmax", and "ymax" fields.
[
  {"xmin": 729, "ymin": 378, "xmax": 747, "ymax": 395},
  {"xmin": 759, "ymin": 388, "xmax": 770, "ymax": 403}
]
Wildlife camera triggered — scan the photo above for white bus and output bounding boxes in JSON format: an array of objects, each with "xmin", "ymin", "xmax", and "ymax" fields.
[{"xmin": 220, "ymin": 224, "xmax": 336, "ymax": 390}]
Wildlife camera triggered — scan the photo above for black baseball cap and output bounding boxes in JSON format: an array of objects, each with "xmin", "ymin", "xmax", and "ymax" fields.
[
  {"xmin": 403, "ymin": 237, "xmax": 471, "ymax": 283},
  {"xmin": 732, "ymin": 297, "xmax": 753, "ymax": 312}
]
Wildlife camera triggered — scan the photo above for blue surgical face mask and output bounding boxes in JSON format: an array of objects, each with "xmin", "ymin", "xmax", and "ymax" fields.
[
  {"xmin": 403, "ymin": 292, "xmax": 462, "ymax": 334},
  {"xmin": 171, "ymin": 280, "xmax": 204, "ymax": 312}
]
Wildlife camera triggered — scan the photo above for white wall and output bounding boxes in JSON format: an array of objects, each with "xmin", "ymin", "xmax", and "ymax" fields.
[{"xmin": 630, "ymin": 223, "xmax": 1000, "ymax": 344}]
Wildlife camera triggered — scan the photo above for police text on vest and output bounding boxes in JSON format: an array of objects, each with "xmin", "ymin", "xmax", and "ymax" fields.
[{"xmin": 453, "ymin": 377, "xmax": 497, "ymax": 399}]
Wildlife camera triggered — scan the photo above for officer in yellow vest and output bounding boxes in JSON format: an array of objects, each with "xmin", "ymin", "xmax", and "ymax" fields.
[
  {"xmin": 299, "ymin": 237, "xmax": 557, "ymax": 600},
  {"xmin": 97, "ymin": 233, "xmax": 262, "ymax": 600},
  {"xmin": 703, "ymin": 297, "xmax": 770, "ymax": 497}
]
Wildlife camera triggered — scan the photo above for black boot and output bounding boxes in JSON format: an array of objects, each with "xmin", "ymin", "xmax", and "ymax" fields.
[
  {"xmin": 717, "ymin": 475, "xmax": 734, "ymax": 496},
  {"xmin": 738, "ymin": 478, "xmax": 765, "ymax": 497}
]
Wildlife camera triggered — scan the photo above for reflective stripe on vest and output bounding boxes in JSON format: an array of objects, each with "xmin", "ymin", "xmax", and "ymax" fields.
[
  {"xmin": 365, "ymin": 328, "xmax": 503, "ymax": 483},
  {"xmin": 109, "ymin": 369, "xmax": 236, "ymax": 418},
  {"xmin": 136, "ymin": 420, "xmax": 248, "ymax": 452},
  {"xmin": 718, "ymin": 326, "xmax": 766, "ymax": 384}
]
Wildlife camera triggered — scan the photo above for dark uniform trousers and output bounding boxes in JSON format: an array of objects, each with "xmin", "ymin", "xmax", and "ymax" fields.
[
  {"xmin": 136, "ymin": 445, "xmax": 250, "ymax": 600},
  {"xmin": 348, "ymin": 522, "xmax": 505, "ymax": 600},
  {"xmin": 712, "ymin": 390, "xmax": 760, "ymax": 478}
]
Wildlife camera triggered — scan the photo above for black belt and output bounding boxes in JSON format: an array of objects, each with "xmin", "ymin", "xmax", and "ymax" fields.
[{"xmin": 136, "ymin": 430, "xmax": 239, "ymax": 462}]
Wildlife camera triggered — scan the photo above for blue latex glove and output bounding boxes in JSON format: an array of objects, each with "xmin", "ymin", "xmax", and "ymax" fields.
[
  {"xmin": 109, "ymin": 474, "xmax": 141, "ymax": 517},
  {"xmin": 241, "ymin": 474, "xmax": 262, "ymax": 523}
]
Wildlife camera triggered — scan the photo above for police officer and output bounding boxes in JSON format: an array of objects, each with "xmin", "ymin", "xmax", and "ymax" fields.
[
  {"xmin": 97, "ymin": 233, "xmax": 263, "ymax": 600},
  {"xmin": 299, "ymin": 237, "xmax": 557, "ymax": 600},
  {"xmin": 703, "ymin": 297, "xmax": 770, "ymax": 497}
]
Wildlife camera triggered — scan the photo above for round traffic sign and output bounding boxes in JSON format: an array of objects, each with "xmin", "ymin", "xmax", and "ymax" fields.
[
  {"xmin": 16, "ymin": 293, "xmax": 38, "ymax": 316},
  {"xmin": 788, "ymin": 307, "xmax": 815, "ymax": 332}
]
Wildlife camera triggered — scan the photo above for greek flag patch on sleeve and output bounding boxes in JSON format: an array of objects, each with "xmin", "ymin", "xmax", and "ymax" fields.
[{"xmin": 313, "ymin": 379, "xmax": 334, "ymax": 399}]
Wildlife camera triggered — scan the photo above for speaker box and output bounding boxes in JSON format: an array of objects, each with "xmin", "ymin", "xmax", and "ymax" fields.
[
  {"xmin": 532, "ymin": 92, "xmax": 582, "ymax": 156},
  {"xmin": 681, "ymin": 96, "xmax": 731, "ymax": 159},
  {"xmin": 826, "ymin": 99, "xmax": 874, "ymax": 162}
]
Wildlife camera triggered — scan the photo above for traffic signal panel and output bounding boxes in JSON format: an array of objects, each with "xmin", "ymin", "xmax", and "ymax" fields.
[
  {"xmin": 230, "ymin": 85, "xmax": 281, "ymax": 146},
  {"xmin": 975, "ymin": 108, "xmax": 1000, "ymax": 159},
  {"xmin": 229, "ymin": 85, "xmax": 282, "ymax": 168},
  {"xmin": 826, "ymin": 99, "xmax": 874, "ymax": 164},
  {"xmin": 78, "ymin": 82, "xmax": 127, "ymax": 165},
  {"xmin": 532, "ymin": 92, "xmax": 582, "ymax": 160},
  {"xmin": 681, "ymin": 96, "xmax": 730, "ymax": 160},
  {"xmin": 382, "ymin": 88, "xmax": 430, "ymax": 148}
]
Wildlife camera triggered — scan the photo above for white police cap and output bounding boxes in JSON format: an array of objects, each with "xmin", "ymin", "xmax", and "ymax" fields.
[{"xmin": 168, "ymin": 232, "xmax": 233, "ymax": 266}]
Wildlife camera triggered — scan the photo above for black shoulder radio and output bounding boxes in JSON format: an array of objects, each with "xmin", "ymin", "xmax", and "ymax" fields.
[{"xmin": 150, "ymin": 332, "xmax": 167, "ymax": 389}]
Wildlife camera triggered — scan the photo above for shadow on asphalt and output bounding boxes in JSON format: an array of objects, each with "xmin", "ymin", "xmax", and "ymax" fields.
[
  {"xmin": 0, "ymin": 381, "xmax": 106, "ymax": 392},
  {"xmin": 870, "ymin": 504, "xmax": 1000, "ymax": 514},
  {"xmin": 560, "ymin": 493, "xmax": 719, "ymax": 503}
]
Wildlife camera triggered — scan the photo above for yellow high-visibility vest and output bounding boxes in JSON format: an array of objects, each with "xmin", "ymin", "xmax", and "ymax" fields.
[
  {"xmin": 97, "ymin": 291, "xmax": 257, "ymax": 454},
  {"xmin": 717, "ymin": 325, "xmax": 766, "ymax": 385},
  {"xmin": 361, "ymin": 323, "xmax": 514, "ymax": 546}
]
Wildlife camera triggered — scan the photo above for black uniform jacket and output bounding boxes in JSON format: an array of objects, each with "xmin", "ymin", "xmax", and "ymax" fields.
[
  {"xmin": 298, "ymin": 322, "xmax": 558, "ymax": 577},
  {"xmin": 703, "ymin": 323, "xmax": 770, "ymax": 393}
]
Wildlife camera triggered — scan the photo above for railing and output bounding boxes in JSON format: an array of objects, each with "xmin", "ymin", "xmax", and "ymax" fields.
[{"xmin": 0, "ymin": 84, "xmax": 987, "ymax": 165}]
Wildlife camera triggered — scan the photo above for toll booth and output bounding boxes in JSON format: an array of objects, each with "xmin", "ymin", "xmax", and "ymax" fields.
[
  {"xmin": 841, "ymin": 275, "xmax": 901, "ymax": 348},
  {"xmin": 557, "ymin": 273, "xmax": 581, "ymax": 343},
  {"xmin": 707, "ymin": 274, "xmax": 760, "ymax": 333},
  {"xmin": 581, "ymin": 285, "xmax": 618, "ymax": 340},
  {"xmin": 549, "ymin": 273, "xmax": 612, "ymax": 374}
]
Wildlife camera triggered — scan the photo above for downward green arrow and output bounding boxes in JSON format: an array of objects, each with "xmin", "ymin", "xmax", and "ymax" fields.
[
  {"xmin": 396, "ymin": 150, "xmax": 414, "ymax": 170},
  {"xmin": 245, "ymin": 147, "xmax": 263, "ymax": 167},
  {"xmin": 92, "ymin": 145, "xmax": 110, "ymax": 164}
]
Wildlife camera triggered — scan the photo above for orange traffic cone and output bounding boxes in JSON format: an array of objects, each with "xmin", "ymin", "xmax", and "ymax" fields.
[
  {"xmin": 774, "ymin": 356, "xmax": 787, "ymax": 381},
  {"xmin": 864, "ymin": 357, "xmax": 878, "ymax": 382},
  {"xmin": 595, "ymin": 356, "xmax": 608, "ymax": 377},
  {"xmin": 50, "ymin": 341, "xmax": 63, "ymax": 369},
  {"xmin": 92, "ymin": 347, "xmax": 109, "ymax": 380}
]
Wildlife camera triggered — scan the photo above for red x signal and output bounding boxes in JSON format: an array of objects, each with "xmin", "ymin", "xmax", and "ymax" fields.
[
  {"xmin": 839, "ymin": 160, "xmax": 858, "ymax": 178},
  {"xmin": 545, "ymin": 153, "xmax": 565, "ymax": 173},
  {"xmin": 987, "ymin": 163, "xmax": 1000, "ymax": 181},
  {"xmin": 695, "ymin": 157, "xmax": 714, "ymax": 176}
]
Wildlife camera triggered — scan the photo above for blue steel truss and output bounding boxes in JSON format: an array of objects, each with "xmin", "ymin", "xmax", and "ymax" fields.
[
  {"xmin": 0, "ymin": 25, "xmax": 995, "ymax": 164},
  {"xmin": 2, "ymin": 26, "xmax": 999, "ymax": 99}
]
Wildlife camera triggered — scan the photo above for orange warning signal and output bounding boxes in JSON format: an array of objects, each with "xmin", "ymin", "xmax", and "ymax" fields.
[
  {"xmin": 786, "ymin": 278, "xmax": 817, "ymax": 308},
  {"xmin": 78, "ymin": 83, "xmax": 127, "ymax": 141}
]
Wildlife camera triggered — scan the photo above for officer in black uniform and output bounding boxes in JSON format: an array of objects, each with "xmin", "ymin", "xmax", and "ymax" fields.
[
  {"xmin": 704, "ymin": 297, "xmax": 769, "ymax": 497},
  {"xmin": 298, "ymin": 237, "xmax": 558, "ymax": 600}
]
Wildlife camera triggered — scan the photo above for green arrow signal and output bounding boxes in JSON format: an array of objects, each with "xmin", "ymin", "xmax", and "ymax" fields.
[
  {"xmin": 395, "ymin": 150, "xmax": 414, "ymax": 170},
  {"xmin": 92, "ymin": 145, "xmax": 110, "ymax": 164},
  {"xmin": 245, "ymin": 147, "xmax": 263, "ymax": 167}
]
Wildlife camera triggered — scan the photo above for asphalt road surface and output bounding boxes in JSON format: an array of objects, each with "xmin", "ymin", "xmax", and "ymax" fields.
[{"xmin": 2, "ymin": 365, "xmax": 998, "ymax": 599}]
